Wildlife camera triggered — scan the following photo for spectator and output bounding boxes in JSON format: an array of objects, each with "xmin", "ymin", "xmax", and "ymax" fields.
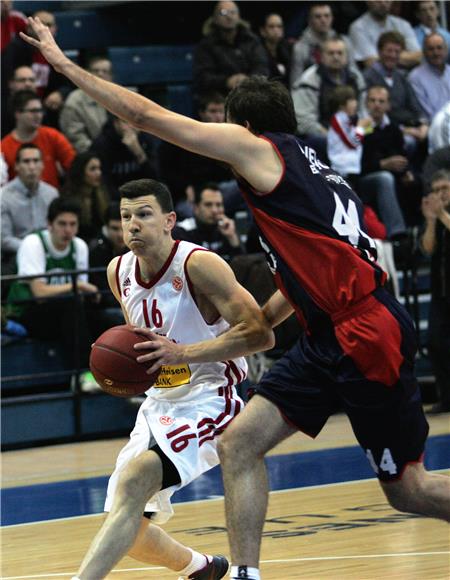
[
  {"xmin": 8, "ymin": 9, "xmax": 72, "ymax": 127},
  {"xmin": 6, "ymin": 196, "xmax": 97, "ymax": 371},
  {"xmin": 420, "ymin": 169, "xmax": 450, "ymax": 413},
  {"xmin": 349, "ymin": 0, "xmax": 422, "ymax": 69},
  {"xmin": 290, "ymin": 2, "xmax": 354, "ymax": 87},
  {"xmin": 0, "ymin": 0, "xmax": 27, "ymax": 91},
  {"xmin": 1, "ymin": 90, "xmax": 75, "ymax": 188},
  {"xmin": 428, "ymin": 101, "xmax": 450, "ymax": 154},
  {"xmin": 414, "ymin": 1, "xmax": 450, "ymax": 59},
  {"xmin": 89, "ymin": 202, "xmax": 127, "ymax": 335},
  {"xmin": 62, "ymin": 152, "xmax": 110, "ymax": 243},
  {"xmin": 364, "ymin": 31, "xmax": 428, "ymax": 147},
  {"xmin": 259, "ymin": 13, "xmax": 291, "ymax": 87},
  {"xmin": 326, "ymin": 85, "xmax": 366, "ymax": 178},
  {"xmin": 292, "ymin": 37, "xmax": 365, "ymax": 159},
  {"xmin": 192, "ymin": 1, "xmax": 269, "ymax": 95},
  {"xmin": 1, "ymin": 143, "xmax": 58, "ymax": 272},
  {"xmin": 359, "ymin": 86, "xmax": 409, "ymax": 241},
  {"xmin": 90, "ymin": 115, "xmax": 157, "ymax": 195},
  {"xmin": 59, "ymin": 56, "xmax": 112, "ymax": 153},
  {"xmin": 175, "ymin": 183, "xmax": 245, "ymax": 263},
  {"xmin": 409, "ymin": 33, "xmax": 450, "ymax": 122},
  {"xmin": 2, "ymin": 65, "xmax": 37, "ymax": 137},
  {"xmin": 423, "ymin": 146, "xmax": 450, "ymax": 188},
  {"xmin": 158, "ymin": 92, "xmax": 243, "ymax": 217}
]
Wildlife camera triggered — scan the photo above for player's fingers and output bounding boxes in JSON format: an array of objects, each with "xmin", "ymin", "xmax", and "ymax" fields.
[
  {"xmin": 133, "ymin": 327, "xmax": 157, "ymax": 340},
  {"xmin": 19, "ymin": 31, "xmax": 40, "ymax": 47}
]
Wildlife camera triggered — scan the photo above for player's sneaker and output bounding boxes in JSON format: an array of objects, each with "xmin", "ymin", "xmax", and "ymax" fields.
[{"xmin": 180, "ymin": 555, "xmax": 229, "ymax": 579}]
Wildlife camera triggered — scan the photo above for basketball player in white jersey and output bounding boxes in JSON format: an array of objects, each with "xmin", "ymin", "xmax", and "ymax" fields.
[{"xmin": 71, "ymin": 178, "xmax": 274, "ymax": 580}]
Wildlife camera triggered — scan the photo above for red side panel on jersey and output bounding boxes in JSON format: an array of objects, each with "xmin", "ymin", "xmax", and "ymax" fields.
[
  {"xmin": 333, "ymin": 297, "xmax": 404, "ymax": 386},
  {"xmin": 252, "ymin": 206, "xmax": 382, "ymax": 315}
]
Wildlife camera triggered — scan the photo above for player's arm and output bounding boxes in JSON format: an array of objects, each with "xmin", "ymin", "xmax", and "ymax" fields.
[
  {"xmin": 134, "ymin": 251, "xmax": 275, "ymax": 372},
  {"xmin": 262, "ymin": 290, "xmax": 295, "ymax": 328},
  {"xmin": 20, "ymin": 17, "xmax": 280, "ymax": 192},
  {"xmin": 107, "ymin": 257, "xmax": 131, "ymax": 325}
]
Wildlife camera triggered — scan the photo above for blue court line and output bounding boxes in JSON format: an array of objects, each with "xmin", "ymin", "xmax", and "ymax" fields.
[{"xmin": 2, "ymin": 434, "xmax": 449, "ymax": 527}]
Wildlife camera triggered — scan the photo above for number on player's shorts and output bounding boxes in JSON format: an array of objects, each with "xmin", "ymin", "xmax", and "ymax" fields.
[
  {"xmin": 166, "ymin": 424, "xmax": 196, "ymax": 453},
  {"xmin": 332, "ymin": 193, "xmax": 376, "ymax": 248},
  {"xmin": 366, "ymin": 448, "xmax": 398, "ymax": 475}
]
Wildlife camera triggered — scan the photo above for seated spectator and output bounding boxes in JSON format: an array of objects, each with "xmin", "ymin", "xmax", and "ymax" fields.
[
  {"xmin": 259, "ymin": 13, "xmax": 291, "ymax": 87},
  {"xmin": 8, "ymin": 9, "xmax": 73, "ymax": 127},
  {"xmin": 59, "ymin": 56, "xmax": 112, "ymax": 153},
  {"xmin": 7, "ymin": 196, "xmax": 97, "ymax": 371},
  {"xmin": 89, "ymin": 202, "xmax": 127, "ymax": 335},
  {"xmin": 428, "ymin": 101, "xmax": 450, "ymax": 154},
  {"xmin": 290, "ymin": 2, "xmax": 353, "ymax": 87},
  {"xmin": 359, "ymin": 86, "xmax": 409, "ymax": 241},
  {"xmin": 174, "ymin": 183, "xmax": 245, "ymax": 263},
  {"xmin": 409, "ymin": 33, "xmax": 450, "ymax": 122},
  {"xmin": 420, "ymin": 169, "xmax": 450, "ymax": 413},
  {"xmin": 364, "ymin": 31, "xmax": 428, "ymax": 148},
  {"xmin": 90, "ymin": 115, "xmax": 157, "ymax": 195},
  {"xmin": 2, "ymin": 65, "xmax": 36, "ymax": 137},
  {"xmin": 1, "ymin": 143, "xmax": 58, "ymax": 273},
  {"xmin": 292, "ymin": 37, "xmax": 365, "ymax": 160},
  {"xmin": 1, "ymin": 90, "xmax": 75, "ymax": 188},
  {"xmin": 193, "ymin": 1, "xmax": 269, "ymax": 95},
  {"xmin": 158, "ymin": 92, "xmax": 243, "ymax": 217},
  {"xmin": 423, "ymin": 146, "xmax": 450, "ymax": 188},
  {"xmin": 326, "ymin": 85, "xmax": 366, "ymax": 178},
  {"xmin": 62, "ymin": 152, "xmax": 110, "ymax": 243},
  {"xmin": 414, "ymin": 1, "xmax": 450, "ymax": 60},
  {"xmin": 349, "ymin": 0, "xmax": 422, "ymax": 70}
]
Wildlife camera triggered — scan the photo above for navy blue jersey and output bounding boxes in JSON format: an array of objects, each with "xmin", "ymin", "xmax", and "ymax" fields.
[{"xmin": 237, "ymin": 132, "xmax": 387, "ymax": 333}]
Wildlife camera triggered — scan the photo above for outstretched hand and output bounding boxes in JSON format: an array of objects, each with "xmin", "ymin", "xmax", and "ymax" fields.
[
  {"xmin": 20, "ymin": 17, "xmax": 68, "ymax": 72},
  {"xmin": 133, "ymin": 327, "xmax": 185, "ymax": 375}
]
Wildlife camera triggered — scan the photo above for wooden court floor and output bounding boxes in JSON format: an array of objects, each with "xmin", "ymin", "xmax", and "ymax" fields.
[{"xmin": 2, "ymin": 412, "xmax": 450, "ymax": 580}]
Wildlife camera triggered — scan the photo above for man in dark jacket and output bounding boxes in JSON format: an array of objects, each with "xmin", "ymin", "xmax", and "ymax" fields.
[{"xmin": 193, "ymin": 1, "xmax": 269, "ymax": 95}]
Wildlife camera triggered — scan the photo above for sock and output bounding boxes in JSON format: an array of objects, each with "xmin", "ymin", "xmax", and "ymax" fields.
[
  {"xmin": 230, "ymin": 565, "xmax": 261, "ymax": 579},
  {"xmin": 178, "ymin": 549, "xmax": 210, "ymax": 576}
]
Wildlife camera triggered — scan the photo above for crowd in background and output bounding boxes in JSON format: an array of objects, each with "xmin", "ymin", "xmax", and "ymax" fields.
[{"xmin": 1, "ymin": 1, "xmax": 449, "ymax": 409}]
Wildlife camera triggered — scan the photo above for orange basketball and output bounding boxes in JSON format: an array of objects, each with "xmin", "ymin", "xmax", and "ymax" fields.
[{"xmin": 89, "ymin": 325, "xmax": 161, "ymax": 397}]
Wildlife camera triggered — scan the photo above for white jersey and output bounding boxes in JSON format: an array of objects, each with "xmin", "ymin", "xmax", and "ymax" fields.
[{"xmin": 115, "ymin": 240, "xmax": 248, "ymax": 402}]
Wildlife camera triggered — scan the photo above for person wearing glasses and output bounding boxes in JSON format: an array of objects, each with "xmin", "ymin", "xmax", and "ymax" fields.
[
  {"xmin": 1, "ymin": 89, "xmax": 75, "ymax": 187},
  {"xmin": 193, "ymin": 1, "xmax": 269, "ymax": 95}
]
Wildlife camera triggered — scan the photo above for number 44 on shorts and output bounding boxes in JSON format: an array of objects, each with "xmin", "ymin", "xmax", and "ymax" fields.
[{"xmin": 366, "ymin": 448, "xmax": 398, "ymax": 475}]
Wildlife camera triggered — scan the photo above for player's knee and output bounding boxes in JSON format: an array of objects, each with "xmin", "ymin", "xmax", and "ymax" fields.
[
  {"xmin": 117, "ymin": 458, "xmax": 161, "ymax": 499},
  {"xmin": 383, "ymin": 481, "xmax": 422, "ymax": 514},
  {"xmin": 217, "ymin": 428, "xmax": 241, "ymax": 466}
]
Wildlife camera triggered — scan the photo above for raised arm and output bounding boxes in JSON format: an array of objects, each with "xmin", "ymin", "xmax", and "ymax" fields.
[{"xmin": 20, "ymin": 17, "xmax": 279, "ymax": 191}]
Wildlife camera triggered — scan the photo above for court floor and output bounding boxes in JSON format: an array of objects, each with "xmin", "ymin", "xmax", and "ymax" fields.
[{"xmin": 2, "ymin": 412, "xmax": 449, "ymax": 579}]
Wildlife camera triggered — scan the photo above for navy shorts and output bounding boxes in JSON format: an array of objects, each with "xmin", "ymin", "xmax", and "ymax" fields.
[{"xmin": 254, "ymin": 289, "xmax": 429, "ymax": 482}]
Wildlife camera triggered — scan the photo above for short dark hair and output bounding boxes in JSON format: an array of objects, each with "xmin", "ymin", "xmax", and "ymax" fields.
[
  {"xmin": 329, "ymin": 85, "xmax": 357, "ymax": 114},
  {"xmin": 47, "ymin": 197, "xmax": 81, "ymax": 223},
  {"xmin": 377, "ymin": 30, "xmax": 405, "ymax": 51},
  {"xmin": 12, "ymin": 90, "xmax": 41, "ymax": 114},
  {"xmin": 119, "ymin": 179, "xmax": 174, "ymax": 213},
  {"xmin": 225, "ymin": 76, "xmax": 297, "ymax": 135},
  {"xmin": 15, "ymin": 143, "xmax": 42, "ymax": 163},
  {"xmin": 104, "ymin": 201, "xmax": 121, "ymax": 223},
  {"xmin": 193, "ymin": 182, "xmax": 221, "ymax": 205},
  {"xmin": 430, "ymin": 169, "xmax": 450, "ymax": 185}
]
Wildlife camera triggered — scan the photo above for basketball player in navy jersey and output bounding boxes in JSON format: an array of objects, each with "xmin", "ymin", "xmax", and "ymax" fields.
[{"xmin": 22, "ymin": 17, "xmax": 450, "ymax": 580}]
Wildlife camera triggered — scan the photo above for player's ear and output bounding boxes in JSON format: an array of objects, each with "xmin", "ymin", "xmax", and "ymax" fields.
[{"xmin": 165, "ymin": 211, "xmax": 177, "ymax": 232}]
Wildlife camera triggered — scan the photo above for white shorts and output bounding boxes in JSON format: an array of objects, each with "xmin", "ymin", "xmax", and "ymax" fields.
[{"xmin": 104, "ymin": 384, "xmax": 243, "ymax": 523}]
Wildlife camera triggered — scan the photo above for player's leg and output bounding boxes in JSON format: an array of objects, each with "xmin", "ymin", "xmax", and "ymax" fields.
[
  {"xmin": 218, "ymin": 394, "xmax": 297, "ymax": 569},
  {"xmin": 76, "ymin": 449, "xmax": 164, "ymax": 579},
  {"xmin": 380, "ymin": 462, "xmax": 450, "ymax": 521}
]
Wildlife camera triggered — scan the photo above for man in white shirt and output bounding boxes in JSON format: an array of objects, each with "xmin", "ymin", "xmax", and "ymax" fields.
[{"xmin": 349, "ymin": 0, "xmax": 422, "ymax": 69}]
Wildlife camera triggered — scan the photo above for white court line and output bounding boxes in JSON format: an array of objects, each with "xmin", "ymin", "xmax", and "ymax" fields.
[
  {"xmin": 4, "ymin": 469, "xmax": 450, "ymax": 529},
  {"xmin": 2, "ymin": 551, "xmax": 449, "ymax": 579}
]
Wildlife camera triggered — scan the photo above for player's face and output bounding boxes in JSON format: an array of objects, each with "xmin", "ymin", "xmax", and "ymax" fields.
[
  {"xmin": 120, "ymin": 195, "xmax": 175, "ymax": 254},
  {"xmin": 48, "ymin": 212, "xmax": 79, "ymax": 250}
]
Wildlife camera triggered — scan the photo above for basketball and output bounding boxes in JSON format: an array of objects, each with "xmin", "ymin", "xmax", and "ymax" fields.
[{"xmin": 89, "ymin": 325, "xmax": 161, "ymax": 397}]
